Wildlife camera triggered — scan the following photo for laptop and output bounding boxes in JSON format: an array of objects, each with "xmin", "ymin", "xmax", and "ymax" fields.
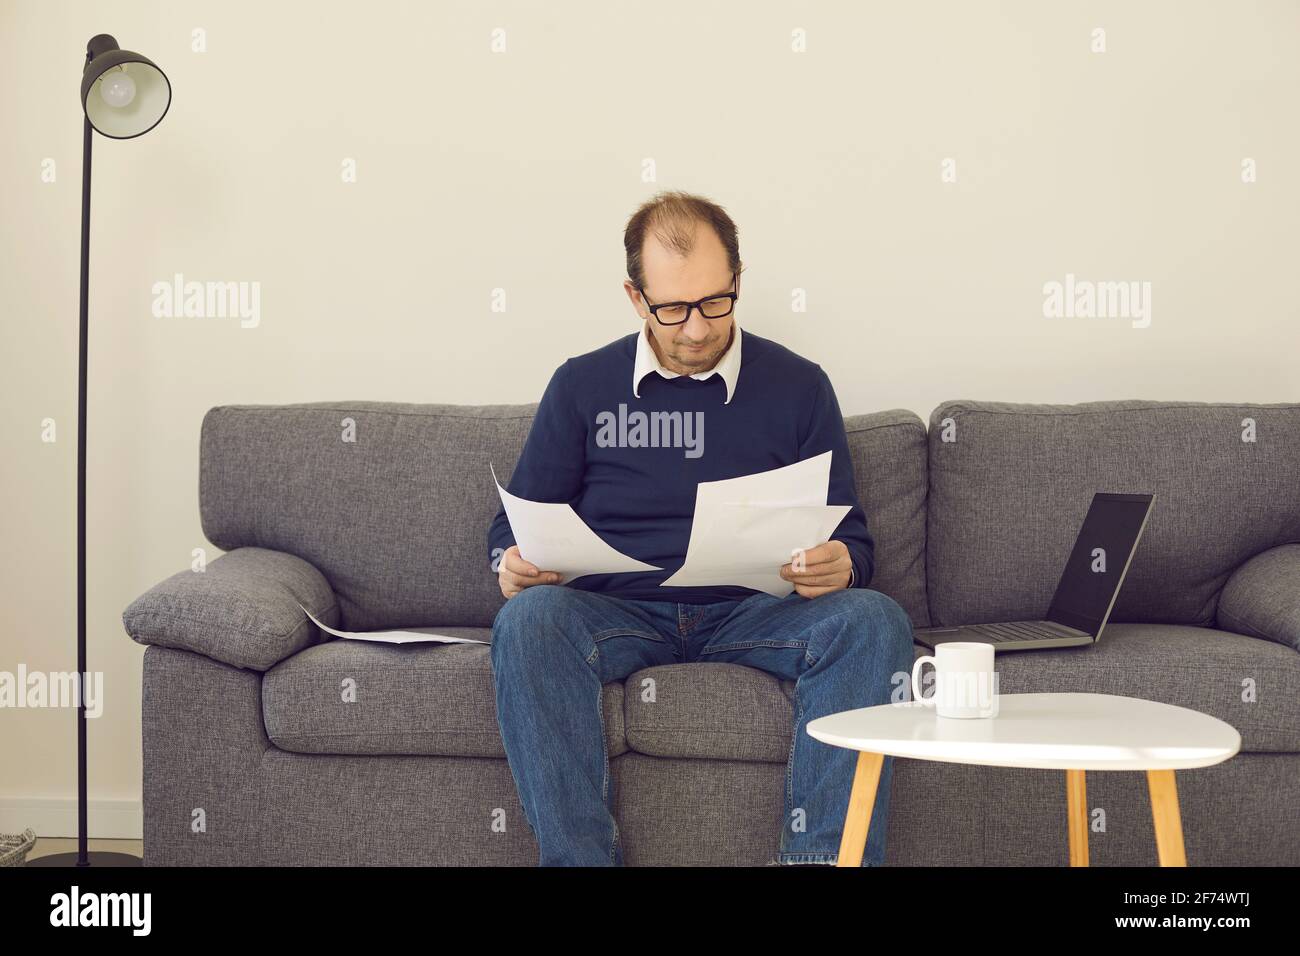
[{"xmin": 915, "ymin": 492, "xmax": 1155, "ymax": 652}]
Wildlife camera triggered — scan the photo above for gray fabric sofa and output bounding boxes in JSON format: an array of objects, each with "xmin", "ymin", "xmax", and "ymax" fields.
[{"xmin": 121, "ymin": 399, "xmax": 1300, "ymax": 865}]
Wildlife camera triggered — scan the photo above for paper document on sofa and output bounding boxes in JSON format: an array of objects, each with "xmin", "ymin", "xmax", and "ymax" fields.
[
  {"xmin": 298, "ymin": 603, "xmax": 488, "ymax": 645},
  {"xmin": 660, "ymin": 502, "xmax": 852, "ymax": 597},
  {"xmin": 492, "ymin": 463, "xmax": 662, "ymax": 583}
]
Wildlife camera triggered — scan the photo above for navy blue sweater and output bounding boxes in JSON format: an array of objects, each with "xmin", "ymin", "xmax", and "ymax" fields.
[{"xmin": 487, "ymin": 327, "xmax": 874, "ymax": 604}]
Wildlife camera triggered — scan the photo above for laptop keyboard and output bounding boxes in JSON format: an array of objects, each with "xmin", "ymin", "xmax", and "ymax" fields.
[{"xmin": 967, "ymin": 621, "xmax": 1079, "ymax": 643}]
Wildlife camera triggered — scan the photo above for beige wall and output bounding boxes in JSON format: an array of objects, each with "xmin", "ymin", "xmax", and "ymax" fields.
[{"xmin": 1, "ymin": 0, "xmax": 1296, "ymax": 836}]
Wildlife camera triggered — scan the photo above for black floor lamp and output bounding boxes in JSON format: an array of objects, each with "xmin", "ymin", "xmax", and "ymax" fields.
[{"xmin": 28, "ymin": 34, "xmax": 171, "ymax": 869}]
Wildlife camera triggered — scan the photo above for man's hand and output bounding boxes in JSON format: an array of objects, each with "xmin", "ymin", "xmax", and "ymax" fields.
[
  {"xmin": 497, "ymin": 545, "xmax": 562, "ymax": 599},
  {"xmin": 780, "ymin": 540, "xmax": 852, "ymax": 598}
]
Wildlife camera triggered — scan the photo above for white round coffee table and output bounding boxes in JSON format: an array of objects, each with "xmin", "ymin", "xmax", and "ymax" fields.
[{"xmin": 806, "ymin": 692, "xmax": 1241, "ymax": 867}]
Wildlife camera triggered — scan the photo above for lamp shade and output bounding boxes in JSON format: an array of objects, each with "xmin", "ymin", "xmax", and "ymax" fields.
[{"xmin": 80, "ymin": 35, "xmax": 170, "ymax": 139}]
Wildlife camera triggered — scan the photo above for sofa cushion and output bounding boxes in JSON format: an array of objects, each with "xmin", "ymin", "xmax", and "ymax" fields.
[
  {"xmin": 843, "ymin": 410, "xmax": 930, "ymax": 626},
  {"xmin": 200, "ymin": 402, "xmax": 534, "ymax": 631},
  {"xmin": 927, "ymin": 400, "xmax": 1300, "ymax": 627},
  {"xmin": 986, "ymin": 623, "xmax": 1300, "ymax": 753},
  {"xmin": 1217, "ymin": 544, "xmax": 1300, "ymax": 652},
  {"xmin": 624, "ymin": 663, "xmax": 797, "ymax": 763},
  {"xmin": 122, "ymin": 547, "xmax": 335, "ymax": 671},
  {"xmin": 624, "ymin": 624, "xmax": 1300, "ymax": 760},
  {"xmin": 262, "ymin": 636, "xmax": 627, "ymax": 758},
  {"xmin": 200, "ymin": 402, "xmax": 931, "ymax": 630}
]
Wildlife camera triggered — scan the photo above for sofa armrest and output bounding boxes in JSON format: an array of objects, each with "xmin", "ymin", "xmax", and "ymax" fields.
[
  {"xmin": 1217, "ymin": 544, "xmax": 1300, "ymax": 652},
  {"xmin": 122, "ymin": 546, "xmax": 337, "ymax": 671}
]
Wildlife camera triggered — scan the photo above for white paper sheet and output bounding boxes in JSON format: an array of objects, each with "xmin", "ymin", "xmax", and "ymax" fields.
[
  {"xmin": 298, "ymin": 603, "xmax": 488, "ymax": 645},
  {"xmin": 690, "ymin": 450, "xmax": 832, "ymax": 511},
  {"xmin": 659, "ymin": 452, "xmax": 849, "ymax": 596},
  {"xmin": 491, "ymin": 464, "xmax": 661, "ymax": 583},
  {"xmin": 659, "ymin": 502, "xmax": 852, "ymax": 596},
  {"xmin": 679, "ymin": 450, "xmax": 831, "ymax": 547}
]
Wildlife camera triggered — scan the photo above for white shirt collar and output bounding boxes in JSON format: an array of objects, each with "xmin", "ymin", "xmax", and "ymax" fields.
[{"xmin": 632, "ymin": 319, "xmax": 742, "ymax": 404}]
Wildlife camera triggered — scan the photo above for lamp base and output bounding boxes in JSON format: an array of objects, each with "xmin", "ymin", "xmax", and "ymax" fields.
[{"xmin": 27, "ymin": 850, "xmax": 141, "ymax": 867}]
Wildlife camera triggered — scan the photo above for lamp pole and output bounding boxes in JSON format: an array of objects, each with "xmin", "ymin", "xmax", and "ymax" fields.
[{"xmin": 76, "ymin": 110, "xmax": 92, "ymax": 866}]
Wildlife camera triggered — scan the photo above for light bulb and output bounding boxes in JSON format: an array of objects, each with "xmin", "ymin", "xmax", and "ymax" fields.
[{"xmin": 99, "ymin": 70, "xmax": 136, "ymax": 108}]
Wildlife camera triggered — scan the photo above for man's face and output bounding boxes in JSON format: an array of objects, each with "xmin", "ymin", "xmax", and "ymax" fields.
[{"xmin": 623, "ymin": 223, "xmax": 737, "ymax": 376}]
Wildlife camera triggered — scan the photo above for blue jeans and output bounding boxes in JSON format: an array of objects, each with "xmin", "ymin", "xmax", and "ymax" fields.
[{"xmin": 489, "ymin": 584, "xmax": 915, "ymax": 866}]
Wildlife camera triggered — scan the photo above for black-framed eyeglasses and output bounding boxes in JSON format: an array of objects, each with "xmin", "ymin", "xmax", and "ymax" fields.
[{"xmin": 638, "ymin": 271, "xmax": 739, "ymax": 326}]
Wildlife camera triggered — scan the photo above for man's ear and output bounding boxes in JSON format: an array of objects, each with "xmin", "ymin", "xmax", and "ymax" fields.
[{"xmin": 623, "ymin": 279, "xmax": 646, "ymax": 316}]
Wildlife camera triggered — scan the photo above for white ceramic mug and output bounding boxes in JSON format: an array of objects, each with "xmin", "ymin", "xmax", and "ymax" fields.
[{"xmin": 911, "ymin": 642, "xmax": 1000, "ymax": 718}]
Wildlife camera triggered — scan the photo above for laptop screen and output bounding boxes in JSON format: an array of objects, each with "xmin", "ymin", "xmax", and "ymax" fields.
[{"xmin": 1046, "ymin": 493, "xmax": 1154, "ymax": 636}]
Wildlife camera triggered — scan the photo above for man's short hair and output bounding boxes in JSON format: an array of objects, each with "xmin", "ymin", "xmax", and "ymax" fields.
[{"xmin": 623, "ymin": 190, "xmax": 744, "ymax": 291}]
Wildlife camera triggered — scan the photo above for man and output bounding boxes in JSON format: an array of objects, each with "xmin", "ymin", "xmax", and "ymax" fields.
[{"xmin": 487, "ymin": 190, "xmax": 914, "ymax": 866}]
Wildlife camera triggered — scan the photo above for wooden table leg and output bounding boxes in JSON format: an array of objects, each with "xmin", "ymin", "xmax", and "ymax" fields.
[
  {"xmin": 836, "ymin": 750, "xmax": 884, "ymax": 867},
  {"xmin": 1066, "ymin": 769, "xmax": 1089, "ymax": 867},
  {"xmin": 1147, "ymin": 769, "xmax": 1187, "ymax": 867}
]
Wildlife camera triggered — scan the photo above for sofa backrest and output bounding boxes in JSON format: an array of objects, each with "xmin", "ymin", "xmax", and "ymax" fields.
[
  {"xmin": 844, "ymin": 411, "xmax": 930, "ymax": 626},
  {"xmin": 926, "ymin": 400, "xmax": 1300, "ymax": 627},
  {"xmin": 199, "ymin": 402, "xmax": 932, "ymax": 630}
]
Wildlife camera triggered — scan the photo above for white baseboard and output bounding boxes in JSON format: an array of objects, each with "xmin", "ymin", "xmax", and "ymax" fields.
[{"xmin": 0, "ymin": 797, "xmax": 142, "ymax": 840}]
